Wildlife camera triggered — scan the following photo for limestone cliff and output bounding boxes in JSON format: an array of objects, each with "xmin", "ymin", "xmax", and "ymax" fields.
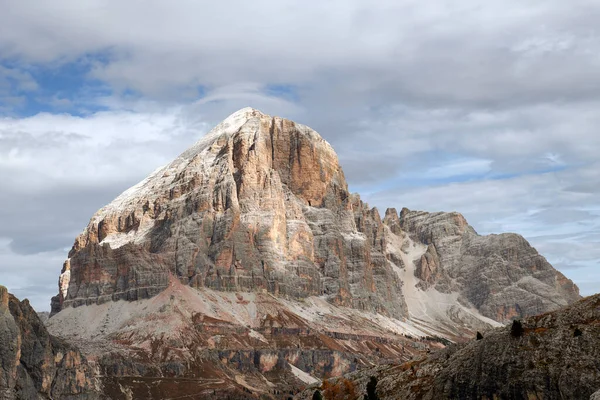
[
  {"xmin": 46, "ymin": 108, "xmax": 581, "ymax": 398},
  {"xmin": 52, "ymin": 108, "xmax": 406, "ymax": 320}
]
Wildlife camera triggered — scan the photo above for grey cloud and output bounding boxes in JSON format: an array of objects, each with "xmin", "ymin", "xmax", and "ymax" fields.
[
  {"xmin": 1, "ymin": 1, "xmax": 600, "ymax": 107},
  {"xmin": 0, "ymin": 129, "xmax": 89, "ymax": 151},
  {"xmin": 0, "ymin": 245, "xmax": 66, "ymax": 312},
  {"xmin": 0, "ymin": 0, "xmax": 599, "ymax": 309},
  {"xmin": 0, "ymin": 176, "xmax": 135, "ymax": 255},
  {"xmin": 530, "ymin": 209, "xmax": 596, "ymax": 226},
  {"xmin": 576, "ymin": 281, "xmax": 600, "ymax": 297}
]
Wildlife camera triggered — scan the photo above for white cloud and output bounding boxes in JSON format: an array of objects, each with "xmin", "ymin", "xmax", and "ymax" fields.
[
  {"xmin": 0, "ymin": 0, "xmax": 599, "ymax": 307},
  {"xmin": 2, "ymin": 0, "xmax": 600, "ymax": 104}
]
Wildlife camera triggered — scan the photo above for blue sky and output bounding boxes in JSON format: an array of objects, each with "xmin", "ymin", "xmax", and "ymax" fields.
[{"xmin": 1, "ymin": 0, "xmax": 599, "ymax": 311}]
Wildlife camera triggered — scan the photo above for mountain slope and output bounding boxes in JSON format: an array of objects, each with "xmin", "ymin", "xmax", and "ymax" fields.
[
  {"xmin": 51, "ymin": 107, "xmax": 407, "ymax": 320},
  {"xmin": 399, "ymin": 208, "xmax": 580, "ymax": 322},
  {"xmin": 297, "ymin": 293, "xmax": 600, "ymax": 400}
]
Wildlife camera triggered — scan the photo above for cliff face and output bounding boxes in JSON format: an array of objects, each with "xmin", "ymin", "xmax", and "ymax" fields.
[
  {"xmin": 298, "ymin": 294, "xmax": 600, "ymax": 400},
  {"xmin": 399, "ymin": 209, "xmax": 580, "ymax": 322},
  {"xmin": 52, "ymin": 108, "xmax": 407, "ymax": 320},
  {"xmin": 0, "ymin": 286, "xmax": 101, "ymax": 400},
  {"xmin": 47, "ymin": 108, "xmax": 581, "ymax": 397}
]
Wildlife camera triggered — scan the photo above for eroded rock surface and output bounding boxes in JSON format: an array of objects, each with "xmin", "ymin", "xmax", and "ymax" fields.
[
  {"xmin": 0, "ymin": 286, "xmax": 101, "ymax": 400},
  {"xmin": 52, "ymin": 108, "xmax": 407, "ymax": 320},
  {"xmin": 398, "ymin": 208, "xmax": 580, "ymax": 322}
]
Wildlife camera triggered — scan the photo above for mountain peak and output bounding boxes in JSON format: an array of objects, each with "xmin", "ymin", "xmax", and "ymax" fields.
[
  {"xmin": 225, "ymin": 106, "xmax": 265, "ymax": 119},
  {"xmin": 48, "ymin": 109, "xmax": 580, "ymax": 397},
  {"xmin": 56, "ymin": 109, "xmax": 353, "ymax": 310}
]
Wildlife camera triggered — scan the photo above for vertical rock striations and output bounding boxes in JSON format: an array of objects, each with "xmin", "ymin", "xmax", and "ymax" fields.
[
  {"xmin": 46, "ymin": 108, "xmax": 582, "ymax": 397},
  {"xmin": 52, "ymin": 108, "xmax": 407, "ymax": 319},
  {"xmin": 52, "ymin": 109, "xmax": 578, "ymax": 325},
  {"xmin": 396, "ymin": 208, "xmax": 580, "ymax": 322}
]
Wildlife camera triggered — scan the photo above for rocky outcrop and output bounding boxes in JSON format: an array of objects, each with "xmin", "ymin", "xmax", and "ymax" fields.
[
  {"xmin": 397, "ymin": 208, "xmax": 580, "ymax": 322},
  {"xmin": 297, "ymin": 294, "xmax": 600, "ymax": 400},
  {"xmin": 0, "ymin": 286, "xmax": 101, "ymax": 400}
]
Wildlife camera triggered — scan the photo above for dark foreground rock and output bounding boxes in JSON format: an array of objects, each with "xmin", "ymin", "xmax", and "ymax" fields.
[
  {"xmin": 297, "ymin": 293, "xmax": 600, "ymax": 400},
  {"xmin": 0, "ymin": 286, "xmax": 102, "ymax": 400}
]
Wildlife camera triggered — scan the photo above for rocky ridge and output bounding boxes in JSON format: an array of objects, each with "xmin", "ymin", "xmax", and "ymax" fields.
[
  {"xmin": 0, "ymin": 286, "xmax": 101, "ymax": 400},
  {"xmin": 297, "ymin": 293, "xmax": 600, "ymax": 400},
  {"xmin": 46, "ymin": 108, "xmax": 581, "ymax": 397},
  {"xmin": 399, "ymin": 208, "xmax": 580, "ymax": 322}
]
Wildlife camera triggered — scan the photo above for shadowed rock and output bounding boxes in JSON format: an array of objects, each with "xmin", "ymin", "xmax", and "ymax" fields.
[
  {"xmin": 0, "ymin": 286, "xmax": 101, "ymax": 399},
  {"xmin": 296, "ymin": 294, "xmax": 600, "ymax": 400}
]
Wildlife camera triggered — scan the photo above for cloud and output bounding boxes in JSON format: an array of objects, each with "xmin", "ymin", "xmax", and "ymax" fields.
[
  {"xmin": 0, "ymin": 237, "xmax": 65, "ymax": 312},
  {"xmin": 2, "ymin": 0, "xmax": 600, "ymax": 105},
  {"xmin": 0, "ymin": 65, "xmax": 39, "ymax": 113},
  {"xmin": 0, "ymin": 0, "xmax": 599, "ymax": 309}
]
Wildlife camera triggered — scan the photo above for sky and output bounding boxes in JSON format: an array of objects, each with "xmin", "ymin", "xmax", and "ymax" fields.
[{"xmin": 1, "ymin": 0, "xmax": 599, "ymax": 311}]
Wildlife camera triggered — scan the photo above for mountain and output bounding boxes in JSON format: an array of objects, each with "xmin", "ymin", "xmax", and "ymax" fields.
[
  {"xmin": 398, "ymin": 209, "xmax": 579, "ymax": 322},
  {"xmin": 46, "ymin": 108, "xmax": 580, "ymax": 398},
  {"xmin": 297, "ymin": 293, "xmax": 600, "ymax": 400},
  {"xmin": 0, "ymin": 286, "xmax": 101, "ymax": 399}
]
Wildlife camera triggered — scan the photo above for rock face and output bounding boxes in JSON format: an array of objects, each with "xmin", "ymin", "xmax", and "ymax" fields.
[
  {"xmin": 52, "ymin": 107, "xmax": 406, "ymax": 320},
  {"xmin": 399, "ymin": 209, "xmax": 580, "ymax": 322},
  {"xmin": 47, "ymin": 108, "xmax": 581, "ymax": 397},
  {"xmin": 0, "ymin": 286, "xmax": 101, "ymax": 400},
  {"xmin": 299, "ymin": 293, "xmax": 600, "ymax": 400}
]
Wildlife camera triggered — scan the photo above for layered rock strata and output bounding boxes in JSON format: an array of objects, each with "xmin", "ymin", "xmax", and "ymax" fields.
[
  {"xmin": 398, "ymin": 208, "xmax": 580, "ymax": 322},
  {"xmin": 52, "ymin": 108, "xmax": 407, "ymax": 320}
]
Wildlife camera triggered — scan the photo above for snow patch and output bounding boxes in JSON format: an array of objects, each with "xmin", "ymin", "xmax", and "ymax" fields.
[
  {"xmin": 100, "ymin": 216, "xmax": 156, "ymax": 249},
  {"xmin": 59, "ymin": 269, "xmax": 70, "ymax": 299},
  {"xmin": 341, "ymin": 231, "xmax": 367, "ymax": 241},
  {"xmin": 289, "ymin": 363, "xmax": 320, "ymax": 385},
  {"xmin": 249, "ymin": 329, "xmax": 268, "ymax": 343},
  {"xmin": 385, "ymin": 226, "xmax": 502, "ymax": 335}
]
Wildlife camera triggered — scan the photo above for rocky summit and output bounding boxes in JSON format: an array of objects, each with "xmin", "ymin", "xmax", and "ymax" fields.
[{"xmin": 45, "ymin": 108, "xmax": 580, "ymax": 398}]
